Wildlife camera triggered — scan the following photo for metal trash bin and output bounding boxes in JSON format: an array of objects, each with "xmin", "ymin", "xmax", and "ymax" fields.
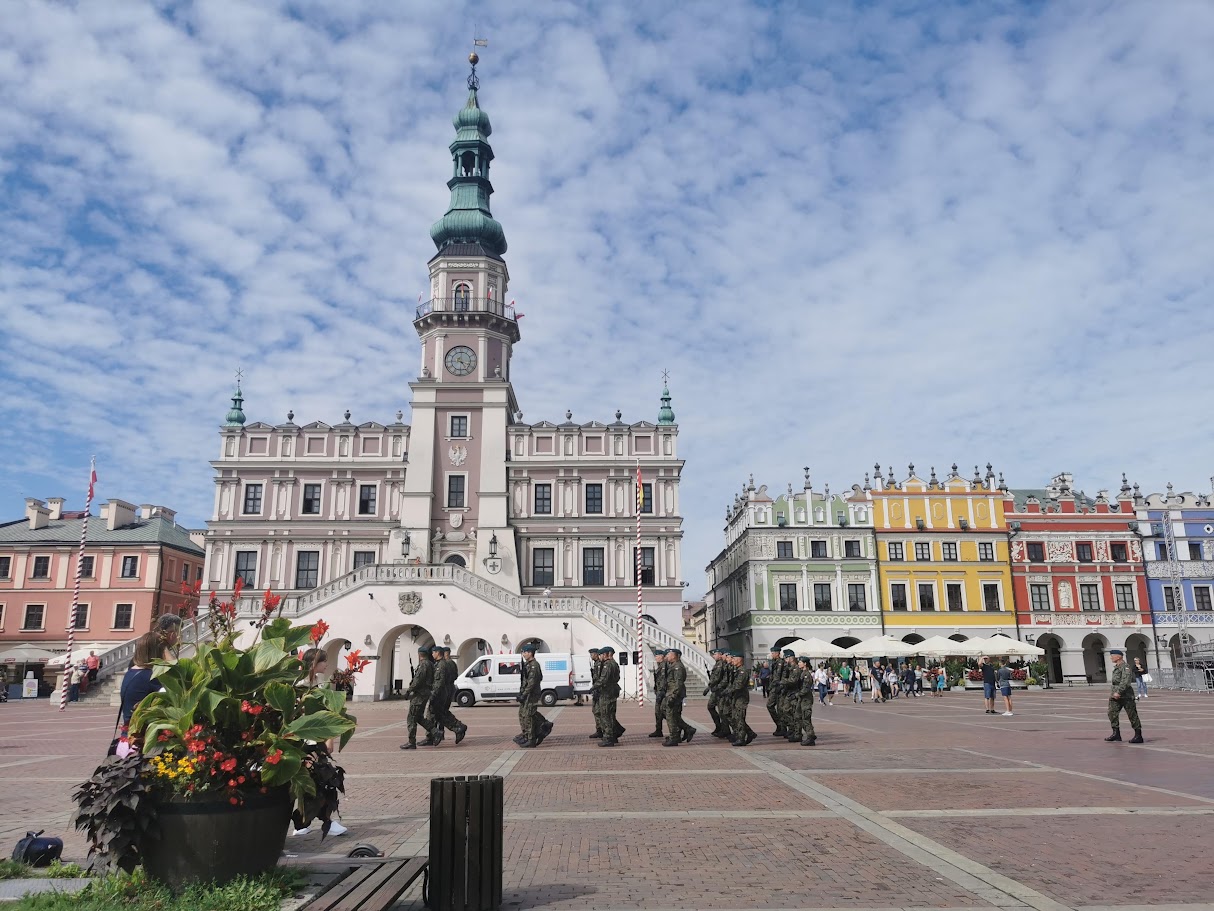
[{"xmin": 428, "ymin": 775, "xmax": 503, "ymax": 911}]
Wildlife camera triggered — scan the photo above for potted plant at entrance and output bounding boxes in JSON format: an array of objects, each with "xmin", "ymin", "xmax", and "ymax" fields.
[{"xmin": 74, "ymin": 585, "xmax": 361, "ymax": 888}]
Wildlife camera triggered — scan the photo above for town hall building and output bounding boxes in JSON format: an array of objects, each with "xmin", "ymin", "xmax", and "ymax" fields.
[{"xmin": 202, "ymin": 55, "xmax": 702, "ymax": 699}]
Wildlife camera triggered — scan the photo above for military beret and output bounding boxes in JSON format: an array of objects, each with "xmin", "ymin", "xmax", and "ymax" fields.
[
  {"xmin": 798, "ymin": 656, "xmax": 812, "ymax": 665},
  {"xmin": 710, "ymin": 647, "xmax": 722, "ymax": 655},
  {"xmin": 589, "ymin": 648, "xmax": 601, "ymax": 654},
  {"xmin": 1109, "ymin": 649, "xmax": 1124, "ymax": 656},
  {"xmin": 520, "ymin": 642, "xmax": 537, "ymax": 653},
  {"xmin": 418, "ymin": 645, "xmax": 431, "ymax": 654},
  {"xmin": 431, "ymin": 643, "xmax": 444, "ymax": 650},
  {"xmin": 782, "ymin": 649, "xmax": 795, "ymax": 658},
  {"xmin": 668, "ymin": 648, "xmax": 682, "ymax": 657},
  {"xmin": 769, "ymin": 646, "xmax": 781, "ymax": 653},
  {"xmin": 601, "ymin": 646, "xmax": 615, "ymax": 654},
  {"xmin": 442, "ymin": 647, "xmax": 451, "ymax": 654},
  {"xmin": 654, "ymin": 648, "xmax": 667, "ymax": 655}
]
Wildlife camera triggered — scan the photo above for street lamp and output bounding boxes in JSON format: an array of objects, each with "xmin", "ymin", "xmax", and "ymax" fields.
[
  {"xmin": 489, "ymin": 533, "xmax": 498, "ymax": 558},
  {"xmin": 402, "ymin": 530, "xmax": 411, "ymax": 558}
]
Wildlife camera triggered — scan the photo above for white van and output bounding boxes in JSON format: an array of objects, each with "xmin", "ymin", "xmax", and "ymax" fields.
[{"xmin": 455, "ymin": 652, "xmax": 592, "ymax": 707}]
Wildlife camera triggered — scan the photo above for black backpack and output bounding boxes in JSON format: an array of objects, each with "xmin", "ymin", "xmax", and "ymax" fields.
[{"xmin": 11, "ymin": 831, "xmax": 63, "ymax": 867}]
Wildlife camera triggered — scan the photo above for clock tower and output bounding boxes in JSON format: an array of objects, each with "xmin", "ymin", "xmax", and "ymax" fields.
[{"xmin": 399, "ymin": 53, "xmax": 523, "ymax": 591}]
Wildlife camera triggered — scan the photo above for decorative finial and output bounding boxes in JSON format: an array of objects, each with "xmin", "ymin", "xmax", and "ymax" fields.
[
  {"xmin": 287, "ymin": 410, "xmax": 294, "ymax": 422},
  {"xmin": 566, "ymin": 409, "xmax": 573, "ymax": 421},
  {"xmin": 908, "ymin": 462, "xmax": 914, "ymax": 476},
  {"xmin": 824, "ymin": 483, "xmax": 830, "ymax": 499},
  {"xmin": 998, "ymin": 472, "xmax": 1006, "ymax": 491},
  {"xmin": 396, "ymin": 410, "xmax": 404, "ymax": 422},
  {"xmin": 929, "ymin": 466, "xmax": 938, "ymax": 485},
  {"xmin": 803, "ymin": 466, "xmax": 811, "ymax": 486},
  {"xmin": 747, "ymin": 473, "xmax": 754, "ymax": 490},
  {"xmin": 863, "ymin": 473, "xmax": 871, "ymax": 491},
  {"xmin": 951, "ymin": 462, "xmax": 958, "ymax": 474},
  {"xmin": 1120, "ymin": 472, "xmax": 1131, "ymax": 494},
  {"xmin": 986, "ymin": 462, "xmax": 994, "ymax": 478},
  {"xmin": 494, "ymin": 364, "xmax": 502, "ymax": 377},
  {"xmin": 224, "ymin": 378, "xmax": 246, "ymax": 427},
  {"xmin": 615, "ymin": 409, "xmax": 622, "ymax": 421},
  {"xmin": 344, "ymin": 409, "xmax": 351, "ymax": 421},
  {"xmin": 658, "ymin": 377, "xmax": 675, "ymax": 425}
]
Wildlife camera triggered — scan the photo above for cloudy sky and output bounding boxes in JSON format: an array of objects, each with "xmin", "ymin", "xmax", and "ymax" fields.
[{"xmin": 2, "ymin": 1, "xmax": 1212, "ymax": 594}]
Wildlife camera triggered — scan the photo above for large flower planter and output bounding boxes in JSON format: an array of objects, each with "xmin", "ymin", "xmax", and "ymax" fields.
[{"xmin": 141, "ymin": 787, "xmax": 291, "ymax": 889}]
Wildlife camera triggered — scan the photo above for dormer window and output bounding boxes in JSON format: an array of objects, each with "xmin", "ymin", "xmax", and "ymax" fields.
[{"xmin": 453, "ymin": 283, "xmax": 471, "ymax": 311}]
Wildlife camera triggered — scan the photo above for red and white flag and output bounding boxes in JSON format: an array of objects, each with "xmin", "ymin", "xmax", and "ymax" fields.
[{"xmin": 87, "ymin": 467, "xmax": 98, "ymax": 501}]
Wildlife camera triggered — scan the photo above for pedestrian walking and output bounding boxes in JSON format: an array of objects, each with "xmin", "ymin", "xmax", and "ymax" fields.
[
  {"xmin": 852, "ymin": 664, "xmax": 864, "ymax": 704},
  {"xmin": 997, "ymin": 659, "xmax": 1014, "ymax": 715},
  {"xmin": 1132, "ymin": 657, "xmax": 1149, "ymax": 698},
  {"xmin": 399, "ymin": 646, "xmax": 436, "ymax": 750},
  {"xmin": 727, "ymin": 652, "xmax": 756, "ymax": 746},
  {"xmin": 778, "ymin": 650, "xmax": 799, "ymax": 729},
  {"xmin": 794, "ymin": 656, "xmax": 817, "ymax": 746},
  {"xmin": 914, "ymin": 664, "xmax": 924, "ymax": 695},
  {"xmin": 424, "ymin": 645, "xmax": 468, "ymax": 745},
  {"xmin": 758, "ymin": 660, "xmax": 771, "ymax": 698},
  {"xmin": 980, "ymin": 656, "xmax": 997, "ymax": 714},
  {"xmin": 705, "ymin": 648, "xmax": 730, "ymax": 737},
  {"xmin": 814, "ymin": 663, "xmax": 829, "ymax": 705},
  {"xmin": 85, "ymin": 651, "xmax": 100, "ymax": 684},
  {"xmin": 935, "ymin": 666, "xmax": 947, "ymax": 697},
  {"xmin": 649, "ymin": 649, "xmax": 668, "ymax": 738},
  {"xmin": 1105, "ymin": 650, "xmax": 1144, "ymax": 743},
  {"xmin": 587, "ymin": 648, "xmax": 604, "ymax": 739},
  {"xmin": 765, "ymin": 648, "xmax": 784, "ymax": 735},
  {"xmin": 596, "ymin": 646, "xmax": 623, "ymax": 746},
  {"xmin": 516, "ymin": 643, "xmax": 549, "ymax": 748},
  {"xmin": 662, "ymin": 649, "xmax": 695, "ymax": 746}
]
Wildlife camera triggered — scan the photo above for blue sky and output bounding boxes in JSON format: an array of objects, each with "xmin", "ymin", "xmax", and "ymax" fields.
[{"xmin": 2, "ymin": 1, "xmax": 1213, "ymax": 595}]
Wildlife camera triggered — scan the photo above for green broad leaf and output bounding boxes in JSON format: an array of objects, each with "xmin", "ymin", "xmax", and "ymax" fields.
[
  {"xmin": 261, "ymin": 617, "xmax": 292, "ymax": 641},
  {"xmin": 259, "ymin": 745, "xmax": 303, "ymax": 786},
  {"xmin": 285, "ymin": 711, "xmax": 355, "ymax": 742},
  {"xmin": 264, "ymin": 681, "xmax": 296, "ymax": 715},
  {"xmin": 314, "ymin": 686, "xmax": 346, "ymax": 715},
  {"xmin": 248, "ymin": 640, "xmax": 290, "ymax": 675}
]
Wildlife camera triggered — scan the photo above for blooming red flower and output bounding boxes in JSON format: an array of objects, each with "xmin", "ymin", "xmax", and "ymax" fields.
[
  {"xmin": 221, "ymin": 757, "xmax": 237, "ymax": 772},
  {"xmin": 229, "ymin": 797, "xmax": 239, "ymax": 806},
  {"xmin": 310, "ymin": 619, "xmax": 330, "ymax": 644},
  {"xmin": 262, "ymin": 588, "xmax": 282, "ymax": 614},
  {"xmin": 266, "ymin": 749, "xmax": 283, "ymax": 765},
  {"xmin": 233, "ymin": 576, "xmax": 245, "ymax": 601}
]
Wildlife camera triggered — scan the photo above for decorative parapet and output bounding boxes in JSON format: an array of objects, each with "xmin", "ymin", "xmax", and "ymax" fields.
[
  {"xmin": 742, "ymin": 611, "xmax": 881, "ymax": 628},
  {"xmin": 1152, "ymin": 611, "xmax": 1214, "ymax": 625},
  {"xmin": 1027, "ymin": 610, "xmax": 1141, "ymax": 627},
  {"xmin": 1145, "ymin": 561, "xmax": 1214, "ymax": 579}
]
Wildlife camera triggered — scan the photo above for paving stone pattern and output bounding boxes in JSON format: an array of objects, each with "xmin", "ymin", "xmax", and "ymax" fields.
[{"xmin": 1, "ymin": 687, "xmax": 1212, "ymax": 909}]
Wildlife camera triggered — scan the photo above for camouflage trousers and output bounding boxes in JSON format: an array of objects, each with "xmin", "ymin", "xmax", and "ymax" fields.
[
  {"xmin": 1108, "ymin": 695, "xmax": 1141, "ymax": 731},
  {"xmin": 653, "ymin": 691, "xmax": 667, "ymax": 731},
  {"xmin": 425, "ymin": 691, "xmax": 462, "ymax": 733},
  {"xmin": 518, "ymin": 697, "xmax": 541, "ymax": 741},
  {"xmin": 765, "ymin": 687, "xmax": 781, "ymax": 728},
  {"xmin": 596, "ymin": 694, "xmax": 621, "ymax": 737},
  {"xmin": 406, "ymin": 697, "xmax": 433, "ymax": 744},
  {"xmin": 796, "ymin": 694, "xmax": 815, "ymax": 741},
  {"xmin": 663, "ymin": 692, "xmax": 693, "ymax": 739},
  {"xmin": 728, "ymin": 691, "xmax": 754, "ymax": 741},
  {"xmin": 707, "ymin": 691, "xmax": 724, "ymax": 730},
  {"xmin": 778, "ymin": 689, "xmax": 799, "ymax": 730}
]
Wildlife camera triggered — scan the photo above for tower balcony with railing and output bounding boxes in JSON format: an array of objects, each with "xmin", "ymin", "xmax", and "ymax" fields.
[{"xmin": 414, "ymin": 296, "xmax": 521, "ymax": 343}]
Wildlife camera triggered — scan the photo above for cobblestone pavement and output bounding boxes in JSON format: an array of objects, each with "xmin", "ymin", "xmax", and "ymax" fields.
[{"xmin": 2, "ymin": 687, "xmax": 1212, "ymax": 910}]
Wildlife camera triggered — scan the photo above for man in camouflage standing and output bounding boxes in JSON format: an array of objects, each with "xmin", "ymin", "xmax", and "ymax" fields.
[
  {"xmin": 705, "ymin": 648, "xmax": 729, "ymax": 737},
  {"xmin": 424, "ymin": 645, "xmax": 468, "ymax": 746},
  {"xmin": 1105, "ymin": 649, "xmax": 1144, "ymax": 743},
  {"xmin": 727, "ymin": 652, "xmax": 756, "ymax": 746},
  {"xmin": 662, "ymin": 649, "xmax": 696, "ymax": 746},
  {"xmin": 648, "ymin": 649, "xmax": 668, "ymax": 738},
  {"xmin": 793, "ymin": 655, "xmax": 817, "ymax": 746},
  {"xmin": 596, "ymin": 646, "xmax": 623, "ymax": 746},
  {"xmin": 516, "ymin": 642, "xmax": 544, "ymax": 748},
  {"xmin": 765, "ymin": 647, "xmax": 784, "ymax": 735},
  {"xmin": 399, "ymin": 645, "xmax": 436, "ymax": 750},
  {"xmin": 587, "ymin": 647, "xmax": 604, "ymax": 739},
  {"xmin": 777, "ymin": 649, "xmax": 800, "ymax": 734}
]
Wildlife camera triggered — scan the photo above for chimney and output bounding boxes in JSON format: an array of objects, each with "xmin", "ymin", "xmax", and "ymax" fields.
[
  {"xmin": 46, "ymin": 497, "xmax": 65, "ymax": 521},
  {"xmin": 150, "ymin": 506, "xmax": 177, "ymax": 523},
  {"xmin": 139, "ymin": 504, "xmax": 155, "ymax": 520},
  {"xmin": 25, "ymin": 498, "xmax": 50, "ymax": 530},
  {"xmin": 105, "ymin": 499, "xmax": 139, "ymax": 531}
]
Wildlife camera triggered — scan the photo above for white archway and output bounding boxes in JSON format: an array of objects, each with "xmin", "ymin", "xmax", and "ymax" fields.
[
  {"xmin": 376, "ymin": 623, "xmax": 437, "ymax": 697},
  {"xmin": 1082, "ymin": 633, "xmax": 1108, "ymax": 683}
]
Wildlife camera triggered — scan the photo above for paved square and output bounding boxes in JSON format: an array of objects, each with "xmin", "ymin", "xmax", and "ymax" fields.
[{"xmin": 2, "ymin": 687, "xmax": 1212, "ymax": 910}]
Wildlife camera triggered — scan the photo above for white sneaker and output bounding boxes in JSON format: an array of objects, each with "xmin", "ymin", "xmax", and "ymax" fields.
[
  {"xmin": 1002, "ymin": 711, "xmax": 1013, "ymax": 716},
  {"xmin": 291, "ymin": 827, "xmax": 310, "ymax": 837},
  {"xmin": 328, "ymin": 821, "xmax": 349, "ymax": 836}
]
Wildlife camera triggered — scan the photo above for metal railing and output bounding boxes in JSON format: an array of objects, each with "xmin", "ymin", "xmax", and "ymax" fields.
[
  {"xmin": 1152, "ymin": 667, "xmax": 1214, "ymax": 692},
  {"xmin": 415, "ymin": 297, "xmax": 516, "ymax": 320}
]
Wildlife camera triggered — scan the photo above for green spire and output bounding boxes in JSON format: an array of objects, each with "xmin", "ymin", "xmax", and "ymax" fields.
[
  {"xmin": 658, "ymin": 382, "xmax": 675, "ymax": 425},
  {"xmin": 429, "ymin": 53, "xmax": 507, "ymax": 256},
  {"xmin": 224, "ymin": 384, "xmax": 246, "ymax": 427}
]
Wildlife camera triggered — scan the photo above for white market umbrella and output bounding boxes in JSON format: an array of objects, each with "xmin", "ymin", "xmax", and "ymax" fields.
[
  {"xmin": 938, "ymin": 637, "xmax": 989, "ymax": 657},
  {"xmin": 47, "ymin": 644, "xmax": 107, "ymax": 667},
  {"xmin": 913, "ymin": 635, "xmax": 969, "ymax": 657},
  {"xmin": 786, "ymin": 637, "xmax": 850, "ymax": 658},
  {"xmin": 0, "ymin": 644, "xmax": 58, "ymax": 681},
  {"xmin": 979, "ymin": 634, "xmax": 1045, "ymax": 657},
  {"xmin": 845, "ymin": 635, "xmax": 918, "ymax": 658}
]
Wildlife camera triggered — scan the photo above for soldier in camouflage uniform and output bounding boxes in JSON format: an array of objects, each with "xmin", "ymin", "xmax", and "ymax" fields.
[
  {"xmin": 587, "ymin": 648, "xmax": 604, "ymax": 739},
  {"xmin": 764, "ymin": 648, "xmax": 784, "ymax": 735},
  {"xmin": 399, "ymin": 646, "xmax": 436, "ymax": 750},
  {"xmin": 777, "ymin": 650, "xmax": 800, "ymax": 733},
  {"xmin": 424, "ymin": 645, "xmax": 468, "ymax": 746},
  {"xmin": 727, "ymin": 652, "xmax": 756, "ymax": 746},
  {"xmin": 516, "ymin": 643, "xmax": 544, "ymax": 748},
  {"xmin": 1105, "ymin": 649, "xmax": 1144, "ymax": 743},
  {"xmin": 794, "ymin": 656, "xmax": 817, "ymax": 746},
  {"xmin": 597, "ymin": 646, "xmax": 623, "ymax": 746},
  {"xmin": 662, "ymin": 649, "xmax": 696, "ymax": 746},
  {"xmin": 705, "ymin": 648, "xmax": 729, "ymax": 737},
  {"xmin": 648, "ymin": 649, "xmax": 668, "ymax": 738}
]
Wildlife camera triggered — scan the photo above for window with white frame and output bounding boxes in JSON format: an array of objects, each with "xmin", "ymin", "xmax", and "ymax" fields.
[
  {"xmin": 447, "ymin": 476, "xmax": 466, "ymax": 509},
  {"xmin": 73, "ymin": 605, "xmax": 89, "ymax": 630},
  {"xmin": 890, "ymin": 583, "xmax": 908, "ymax": 611},
  {"xmin": 914, "ymin": 542, "xmax": 931, "ymax": 561},
  {"xmin": 941, "ymin": 542, "xmax": 958, "ymax": 561},
  {"xmin": 1030, "ymin": 584, "xmax": 1050, "ymax": 611},
  {"xmin": 582, "ymin": 548, "xmax": 605, "ymax": 586},
  {"xmin": 243, "ymin": 484, "xmax": 263, "ymax": 515},
  {"xmin": 1114, "ymin": 584, "xmax": 1136, "ymax": 611},
  {"xmin": 353, "ymin": 551, "xmax": 375, "ymax": 570},
  {"xmin": 919, "ymin": 583, "xmax": 937, "ymax": 611},
  {"xmin": 811, "ymin": 540, "xmax": 828, "ymax": 559},
  {"xmin": 120, "ymin": 556, "xmax": 139, "ymax": 579},
  {"xmin": 22, "ymin": 604, "xmax": 45, "ymax": 630},
  {"xmin": 776, "ymin": 541, "xmax": 794, "ymax": 559},
  {"xmin": 982, "ymin": 584, "xmax": 1001, "ymax": 611},
  {"xmin": 80, "ymin": 555, "xmax": 95, "ymax": 578},
  {"xmin": 1080, "ymin": 583, "xmax": 1101, "ymax": 611},
  {"xmin": 234, "ymin": 551, "xmax": 258, "ymax": 587},
  {"xmin": 887, "ymin": 542, "xmax": 903, "ymax": 561},
  {"xmin": 533, "ymin": 484, "xmax": 551, "ymax": 514},
  {"xmin": 532, "ymin": 548, "xmax": 555, "ymax": 587},
  {"xmin": 847, "ymin": 584, "xmax": 866, "ymax": 611},
  {"xmin": 31, "ymin": 555, "xmax": 50, "ymax": 579},
  {"xmin": 585, "ymin": 484, "xmax": 603, "ymax": 514},
  {"xmin": 978, "ymin": 542, "xmax": 995, "ymax": 562},
  {"xmin": 358, "ymin": 485, "xmax": 377, "ymax": 516},
  {"xmin": 1195, "ymin": 586, "xmax": 1213, "ymax": 611},
  {"xmin": 302, "ymin": 484, "xmax": 322, "ymax": 515},
  {"xmin": 295, "ymin": 552, "xmax": 320, "ymax": 589},
  {"xmin": 813, "ymin": 583, "xmax": 832, "ymax": 611},
  {"xmin": 946, "ymin": 583, "xmax": 964, "ymax": 611},
  {"xmin": 113, "ymin": 603, "xmax": 134, "ymax": 630},
  {"xmin": 450, "ymin": 415, "xmax": 469, "ymax": 438},
  {"xmin": 0, "ymin": 556, "xmax": 9, "ymax": 579},
  {"xmin": 1163, "ymin": 585, "xmax": 1181, "ymax": 611},
  {"xmin": 778, "ymin": 583, "xmax": 798, "ymax": 611},
  {"xmin": 844, "ymin": 540, "xmax": 862, "ymax": 558}
]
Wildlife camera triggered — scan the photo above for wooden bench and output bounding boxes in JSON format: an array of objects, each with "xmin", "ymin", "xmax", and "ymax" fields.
[{"xmin": 302, "ymin": 857, "xmax": 429, "ymax": 911}]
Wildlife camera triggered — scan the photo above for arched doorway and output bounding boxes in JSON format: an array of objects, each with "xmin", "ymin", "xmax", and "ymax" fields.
[
  {"xmin": 444, "ymin": 554, "xmax": 467, "ymax": 567},
  {"xmin": 1036, "ymin": 633, "xmax": 1063, "ymax": 684},
  {"xmin": 902, "ymin": 633, "xmax": 925, "ymax": 644},
  {"xmin": 1082, "ymin": 633, "xmax": 1108, "ymax": 683},
  {"xmin": 948, "ymin": 633, "xmax": 969, "ymax": 642},
  {"xmin": 1167, "ymin": 634, "xmax": 1194, "ymax": 668},
  {"xmin": 773, "ymin": 635, "xmax": 800, "ymax": 650},
  {"xmin": 377, "ymin": 623, "xmax": 436, "ymax": 698},
  {"xmin": 831, "ymin": 636, "xmax": 861, "ymax": 649},
  {"xmin": 1124, "ymin": 633, "xmax": 1151, "ymax": 671},
  {"xmin": 515, "ymin": 636, "xmax": 550, "ymax": 654},
  {"xmin": 455, "ymin": 636, "xmax": 491, "ymax": 672}
]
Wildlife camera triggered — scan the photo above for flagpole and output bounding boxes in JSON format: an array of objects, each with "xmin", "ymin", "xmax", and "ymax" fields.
[
  {"xmin": 636, "ymin": 461, "xmax": 645, "ymax": 707},
  {"xmin": 60, "ymin": 457, "xmax": 96, "ymax": 712}
]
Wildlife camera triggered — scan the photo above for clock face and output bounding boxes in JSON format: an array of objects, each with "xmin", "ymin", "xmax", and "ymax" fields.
[{"xmin": 444, "ymin": 346, "xmax": 477, "ymax": 377}]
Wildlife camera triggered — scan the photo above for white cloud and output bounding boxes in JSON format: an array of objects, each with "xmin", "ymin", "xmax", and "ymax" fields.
[{"xmin": 1, "ymin": 0, "xmax": 1212, "ymax": 591}]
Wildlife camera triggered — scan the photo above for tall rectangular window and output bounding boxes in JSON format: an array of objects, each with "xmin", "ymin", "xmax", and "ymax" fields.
[
  {"xmin": 31, "ymin": 556, "xmax": 50, "ymax": 579},
  {"xmin": 582, "ymin": 548, "xmax": 605, "ymax": 586},
  {"xmin": 1156, "ymin": 543, "xmax": 1168, "ymax": 561},
  {"xmin": 1189, "ymin": 542, "xmax": 1203, "ymax": 561},
  {"xmin": 887, "ymin": 542, "xmax": 903, "ymax": 561},
  {"xmin": 844, "ymin": 540, "xmax": 862, "ymax": 558},
  {"xmin": 533, "ymin": 548, "xmax": 555, "ymax": 587},
  {"xmin": 941, "ymin": 542, "xmax": 958, "ymax": 561},
  {"xmin": 113, "ymin": 604, "xmax": 134, "ymax": 630},
  {"xmin": 120, "ymin": 556, "xmax": 139, "ymax": 579},
  {"xmin": 946, "ymin": 583, "xmax": 964, "ymax": 612},
  {"xmin": 813, "ymin": 583, "xmax": 832, "ymax": 611},
  {"xmin": 811, "ymin": 541, "xmax": 828, "ymax": 559},
  {"xmin": 448, "ymin": 476, "xmax": 466, "ymax": 508},
  {"xmin": 0, "ymin": 556, "xmax": 10, "ymax": 578},
  {"xmin": 80, "ymin": 555, "xmax": 95, "ymax": 578},
  {"xmin": 1080, "ymin": 583, "xmax": 1101, "ymax": 611},
  {"xmin": 1111, "ymin": 542, "xmax": 1128, "ymax": 563},
  {"xmin": 1115, "ymin": 584, "xmax": 1136, "ymax": 612},
  {"xmin": 302, "ymin": 484, "xmax": 322, "ymax": 514},
  {"xmin": 776, "ymin": 541, "xmax": 794, "ymax": 559},
  {"xmin": 585, "ymin": 484, "xmax": 603, "ymax": 514},
  {"xmin": 1163, "ymin": 586, "xmax": 1181, "ymax": 611},
  {"xmin": 847, "ymin": 584, "xmax": 866, "ymax": 611},
  {"xmin": 1076, "ymin": 542, "xmax": 1094, "ymax": 563},
  {"xmin": 1030, "ymin": 583, "xmax": 1050, "ymax": 611},
  {"xmin": 181, "ymin": 563, "xmax": 190, "ymax": 582},
  {"xmin": 640, "ymin": 484, "xmax": 654, "ymax": 514},
  {"xmin": 358, "ymin": 485, "xmax": 377, "ymax": 515},
  {"xmin": 22, "ymin": 604, "xmax": 45, "ymax": 630},
  {"xmin": 1027, "ymin": 543, "xmax": 1045, "ymax": 563},
  {"xmin": 533, "ymin": 483, "xmax": 552, "ymax": 514},
  {"xmin": 919, "ymin": 584, "xmax": 937, "ymax": 611},
  {"xmin": 353, "ymin": 551, "xmax": 375, "ymax": 570},
  {"xmin": 450, "ymin": 415, "xmax": 468, "ymax": 438},
  {"xmin": 73, "ymin": 604, "xmax": 89, "ymax": 630},
  {"xmin": 635, "ymin": 547, "xmax": 656, "ymax": 586},
  {"xmin": 914, "ymin": 542, "xmax": 931, "ymax": 561},
  {"xmin": 243, "ymin": 484, "xmax": 263, "ymax": 515},
  {"xmin": 295, "ymin": 551, "xmax": 320, "ymax": 589},
  {"xmin": 890, "ymin": 584, "xmax": 908, "ymax": 611},
  {"xmin": 978, "ymin": 542, "xmax": 995, "ymax": 562},
  {"xmin": 983, "ymin": 584, "xmax": 1001, "ymax": 611},
  {"xmin": 1196, "ymin": 586, "xmax": 1213, "ymax": 611},
  {"xmin": 234, "ymin": 551, "xmax": 258, "ymax": 587},
  {"xmin": 779, "ymin": 583, "xmax": 798, "ymax": 611}
]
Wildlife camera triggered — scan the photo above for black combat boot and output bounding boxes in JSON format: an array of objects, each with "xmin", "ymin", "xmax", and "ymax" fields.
[
  {"xmin": 519, "ymin": 738, "xmax": 538, "ymax": 748},
  {"xmin": 648, "ymin": 729, "xmax": 664, "ymax": 738},
  {"xmin": 589, "ymin": 731, "xmax": 603, "ymax": 739},
  {"xmin": 682, "ymin": 726, "xmax": 695, "ymax": 743},
  {"xmin": 1104, "ymin": 730, "xmax": 1122, "ymax": 742},
  {"xmin": 662, "ymin": 737, "xmax": 679, "ymax": 747},
  {"xmin": 455, "ymin": 725, "xmax": 468, "ymax": 745},
  {"xmin": 773, "ymin": 728, "xmax": 785, "ymax": 737},
  {"xmin": 801, "ymin": 735, "xmax": 817, "ymax": 746},
  {"xmin": 599, "ymin": 737, "xmax": 617, "ymax": 747},
  {"xmin": 513, "ymin": 733, "xmax": 526, "ymax": 745},
  {"xmin": 400, "ymin": 741, "xmax": 417, "ymax": 750},
  {"xmin": 786, "ymin": 732, "xmax": 800, "ymax": 742},
  {"xmin": 614, "ymin": 724, "xmax": 625, "ymax": 738},
  {"xmin": 1129, "ymin": 730, "xmax": 1144, "ymax": 743}
]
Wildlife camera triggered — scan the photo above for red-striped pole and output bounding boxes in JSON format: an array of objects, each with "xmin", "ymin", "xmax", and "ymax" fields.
[
  {"xmin": 60, "ymin": 458, "xmax": 97, "ymax": 711},
  {"xmin": 636, "ymin": 462, "xmax": 644, "ymax": 707}
]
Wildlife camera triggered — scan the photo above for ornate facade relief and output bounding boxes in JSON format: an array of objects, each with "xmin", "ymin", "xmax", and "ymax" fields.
[
  {"xmin": 1057, "ymin": 580, "xmax": 1074, "ymax": 610},
  {"xmin": 1093, "ymin": 540, "xmax": 1110, "ymax": 562},
  {"xmin": 1047, "ymin": 540, "xmax": 1072, "ymax": 562}
]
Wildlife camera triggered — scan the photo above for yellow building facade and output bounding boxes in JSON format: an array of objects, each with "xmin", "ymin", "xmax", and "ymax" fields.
[{"xmin": 870, "ymin": 465, "xmax": 1017, "ymax": 641}]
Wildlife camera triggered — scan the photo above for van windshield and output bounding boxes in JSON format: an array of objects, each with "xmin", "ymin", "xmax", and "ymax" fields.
[{"xmin": 466, "ymin": 659, "xmax": 490, "ymax": 678}]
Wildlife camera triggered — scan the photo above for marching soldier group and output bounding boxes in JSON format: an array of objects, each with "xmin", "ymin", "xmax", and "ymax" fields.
[
  {"xmin": 399, "ymin": 644, "xmax": 468, "ymax": 750},
  {"xmin": 645, "ymin": 649, "xmax": 697, "ymax": 746}
]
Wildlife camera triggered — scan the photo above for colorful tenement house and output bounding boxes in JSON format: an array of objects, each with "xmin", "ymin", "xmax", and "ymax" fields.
[
  {"xmin": 1005, "ymin": 473, "xmax": 1150, "ymax": 685},
  {"xmin": 0, "ymin": 498, "xmax": 203, "ymax": 662},
  {"xmin": 870, "ymin": 463, "xmax": 1016, "ymax": 643},
  {"xmin": 703, "ymin": 470, "xmax": 879, "ymax": 660},
  {"xmin": 1135, "ymin": 484, "xmax": 1214, "ymax": 666},
  {"xmin": 203, "ymin": 55, "xmax": 696, "ymax": 699}
]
